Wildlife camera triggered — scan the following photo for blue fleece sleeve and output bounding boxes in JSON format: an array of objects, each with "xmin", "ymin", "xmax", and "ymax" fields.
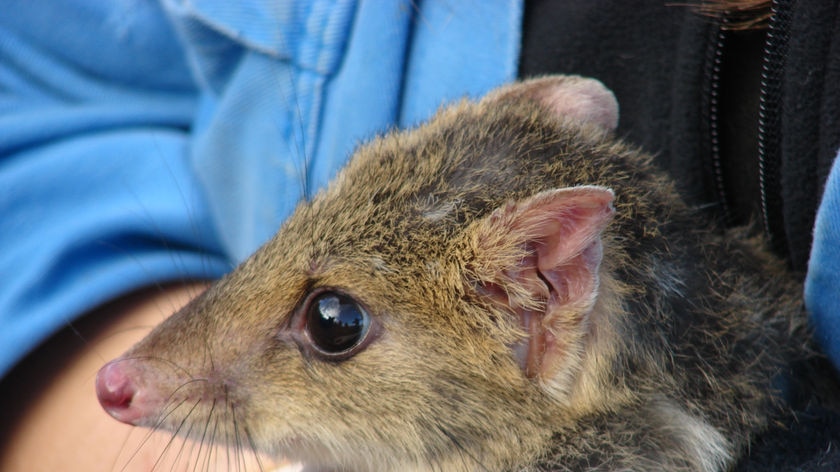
[
  {"xmin": 805, "ymin": 148, "xmax": 840, "ymax": 371},
  {"xmin": 0, "ymin": 1, "xmax": 231, "ymax": 377},
  {"xmin": 0, "ymin": 0, "xmax": 522, "ymax": 378}
]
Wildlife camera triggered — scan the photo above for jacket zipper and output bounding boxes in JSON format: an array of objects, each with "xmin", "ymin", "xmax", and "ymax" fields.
[
  {"xmin": 756, "ymin": 0, "xmax": 792, "ymax": 254},
  {"xmin": 707, "ymin": 21, "xmax": 731, "ymax": 224}
]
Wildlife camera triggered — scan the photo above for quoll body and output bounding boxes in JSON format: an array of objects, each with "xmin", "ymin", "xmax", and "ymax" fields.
[{"xmin": 96, "ymin": 76, "xmax": 808, "ymax": 471}]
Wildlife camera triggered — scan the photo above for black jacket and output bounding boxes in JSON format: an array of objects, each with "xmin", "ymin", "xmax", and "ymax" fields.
[{"xmin": 519, "ymin": 0, "xmax": 840, "ymax": 275}]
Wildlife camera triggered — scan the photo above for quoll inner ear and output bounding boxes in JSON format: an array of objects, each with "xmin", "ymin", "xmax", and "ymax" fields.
[{"xmin": 469, "ymin": 186, "xmax": 615, "ymax": 381}]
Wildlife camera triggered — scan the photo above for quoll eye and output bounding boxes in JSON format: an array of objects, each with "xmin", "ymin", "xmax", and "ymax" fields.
[{"xmin": 305, "ymin": 291, "xmax": 371, "ymax": 358}]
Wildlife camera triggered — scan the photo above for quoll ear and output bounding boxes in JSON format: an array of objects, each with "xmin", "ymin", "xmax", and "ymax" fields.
[
  {"xmin": 485, "ymin": 75, "xmax": 619, "ymax": 131},
  {"xmin": 467, "ymin": 186, "xmax": 615, "ymax": 387}
]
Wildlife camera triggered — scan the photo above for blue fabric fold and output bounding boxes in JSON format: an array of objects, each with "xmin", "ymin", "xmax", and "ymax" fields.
[
  {"xmin": 0, "ymin": 0, "xmax": 522, "ymax": 377},
  {"xmin": 806, "ymin": 148, "xmax": 840, "ymax": 370}
]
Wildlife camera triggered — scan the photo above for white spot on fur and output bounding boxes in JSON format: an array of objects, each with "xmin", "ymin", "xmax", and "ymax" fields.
[
  {"xmin": 425, "ymin": 261, "xmax": 442, "ymax": 278},
  {"xmin": 651, "ymin": 398, "xmax": 732, "ymax": 472},
  {"xmin": 370, "ymin": 257, "xmax": 395, "ymax": 273},
  {"xmin": 419, "ymin": 197, "xmax": 461, "ymax": 222},
  {"xmin": 651, "ymin": 258, "xmax": 687, "ymax": 298}
]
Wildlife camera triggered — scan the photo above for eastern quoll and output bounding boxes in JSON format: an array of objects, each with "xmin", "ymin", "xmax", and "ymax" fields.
[{"xmin": 96, "ymin": 76, "xmax": 812, "ymax": 471}]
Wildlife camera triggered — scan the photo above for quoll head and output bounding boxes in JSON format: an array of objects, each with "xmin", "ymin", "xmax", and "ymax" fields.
[{"xmin": 97, "ymin": 76, "xmax": 626, "ymax": 471}]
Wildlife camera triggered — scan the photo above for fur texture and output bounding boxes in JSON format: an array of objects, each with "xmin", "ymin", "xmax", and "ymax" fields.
[{"xmin": 97, "ymin": 76, "xmax": 809, "ymax": 471}]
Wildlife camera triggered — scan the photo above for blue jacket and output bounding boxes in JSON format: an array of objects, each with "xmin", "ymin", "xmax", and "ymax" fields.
[{"xmin": 0, "ymin": 0, "xmax": 521, "ymax": 376}]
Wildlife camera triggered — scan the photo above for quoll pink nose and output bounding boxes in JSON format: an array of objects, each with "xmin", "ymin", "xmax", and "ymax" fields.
[{"xmin": 95, "ymin": 360, "xmax": 143, "ymax": 425}]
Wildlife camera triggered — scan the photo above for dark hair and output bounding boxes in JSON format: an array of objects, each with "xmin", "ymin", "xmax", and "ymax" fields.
[{"xmin": 691, "ymin": 0, "xmax": 771, "ymax": 29}]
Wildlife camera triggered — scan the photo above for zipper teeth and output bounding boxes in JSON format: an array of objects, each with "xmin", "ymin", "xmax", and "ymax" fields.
[
  {"xmin": 708, "ymin": 24, "xmax": 730, "ymax": 223},
  {"xmin": 756, "ymin": 8, "xmax": 775, "ymax": 239},
  {"xmin": 756, "ymin": 0, "xmax": 789, "ymax": 246}
]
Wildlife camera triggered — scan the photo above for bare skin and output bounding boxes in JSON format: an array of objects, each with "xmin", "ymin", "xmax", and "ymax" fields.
[{"xmin": 0, "ymin": 283, "xmax": 287, "ymax": 472}]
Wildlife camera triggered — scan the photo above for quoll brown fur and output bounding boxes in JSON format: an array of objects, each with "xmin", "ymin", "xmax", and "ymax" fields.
[{"xmin": 96, "ymin": 76, "xmax": 809, "ymax": 471}]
